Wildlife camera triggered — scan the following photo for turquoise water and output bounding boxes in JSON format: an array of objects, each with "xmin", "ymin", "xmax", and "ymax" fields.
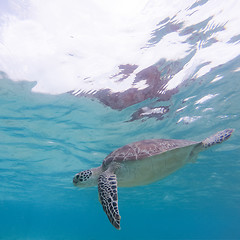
[
  {"xmin": 0, "ymin": 61, "xmax": 240, "ymax": 239},
  {"xmin": 1, "ymin": 0, "xmax": 240, "ymax": 239}
]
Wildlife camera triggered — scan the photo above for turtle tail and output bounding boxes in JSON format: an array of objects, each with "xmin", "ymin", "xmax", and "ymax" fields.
[{"xmin": 202, "ymin": 129, "xmax": 234, "ymax": 148}]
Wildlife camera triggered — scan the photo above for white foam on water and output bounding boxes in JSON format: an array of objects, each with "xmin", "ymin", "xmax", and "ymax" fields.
[
  {"xmin": 177, "ymin": 116, "xmax": 202, "ymax": 124},
  {"xmin": 210, "ymin": 75, "xmax": 223, "ymax": 83},
  {"xmin": 0, "ymin": 0, "xmax": 240, "ymax": 94},
  {"xmin": 195, "ymin": 94, "xmax": 219, "ymax": 105},
  {"xmin": 160, "ymin": 0, "xmax": 240, "ymax": 91}
]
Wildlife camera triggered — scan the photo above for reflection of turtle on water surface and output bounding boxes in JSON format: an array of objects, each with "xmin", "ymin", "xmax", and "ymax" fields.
[{"xmin": 73, "ymin": 129, "xmax": 234, "ymax": 230}]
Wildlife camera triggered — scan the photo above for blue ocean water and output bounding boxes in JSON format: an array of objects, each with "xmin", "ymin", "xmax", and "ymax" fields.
[
  {"xmin": 0, "ymin": 61, "xmax": 240, "ymax": 239},
  {"xmin": 0, "ymin": 0, "xmax": 240, "ymax": 239}
]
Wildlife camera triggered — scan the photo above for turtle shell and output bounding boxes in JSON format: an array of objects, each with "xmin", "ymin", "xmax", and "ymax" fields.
[{"xmin": 103, "ymin": 139, "xmax": 198, "ymax": 166}]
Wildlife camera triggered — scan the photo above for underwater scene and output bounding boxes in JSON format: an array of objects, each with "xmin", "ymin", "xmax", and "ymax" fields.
[{"xmin": 0, "ymin": 0, "xmax": 240, "ymax": 239}]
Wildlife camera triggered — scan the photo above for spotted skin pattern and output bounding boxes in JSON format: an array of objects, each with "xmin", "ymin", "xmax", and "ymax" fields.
[
  {"xmin": 202, "ymin": 129, "xmax": 234, "ymax": 148},
  {"xmin": 98, "ymin": 172, "xmax": 121, "ymax": 230},
  {"xmin": 75, "ymin": 170, "xmax": 92, "ymax": 182}
]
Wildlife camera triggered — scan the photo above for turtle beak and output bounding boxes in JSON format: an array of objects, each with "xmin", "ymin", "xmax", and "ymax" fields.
[{"xmin": 73, "ymin": 174, "xmax": 79, "ymax": 185}]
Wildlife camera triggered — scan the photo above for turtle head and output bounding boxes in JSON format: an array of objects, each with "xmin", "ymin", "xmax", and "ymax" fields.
[{"xmin": 73, "ymin": 166, "xmax": 102, "ymax": 187}]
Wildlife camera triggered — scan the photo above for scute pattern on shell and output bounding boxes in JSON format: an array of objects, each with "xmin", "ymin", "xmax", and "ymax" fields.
[{"xmin": 103, "ymin": 139, "xmax": 197, "ymax": 166}]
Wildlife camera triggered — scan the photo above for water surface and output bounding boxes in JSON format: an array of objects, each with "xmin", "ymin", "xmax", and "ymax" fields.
[{"xmin": 0, "ymin": 0, "xmax": 240, "ymax": 239}]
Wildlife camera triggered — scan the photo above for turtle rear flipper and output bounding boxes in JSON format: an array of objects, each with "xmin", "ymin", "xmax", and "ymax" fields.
[{"xmin": 202, "ymin": 129, "xmax": 234, "ymax": 148}]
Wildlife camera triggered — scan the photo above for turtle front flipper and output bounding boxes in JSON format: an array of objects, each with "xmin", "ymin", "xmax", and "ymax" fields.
[
  {"xmin": 202, "ymin": 129, "xmax": 234, "ymax": 148},
  {"xmin": 98, "ymin": 171, "xmax": 121, "ymax": 230}
]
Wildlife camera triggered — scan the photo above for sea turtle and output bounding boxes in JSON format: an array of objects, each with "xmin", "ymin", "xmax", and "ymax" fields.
[{"xmin": 73, "ymin": 129, "xmax": 234, "ymax": 230}]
